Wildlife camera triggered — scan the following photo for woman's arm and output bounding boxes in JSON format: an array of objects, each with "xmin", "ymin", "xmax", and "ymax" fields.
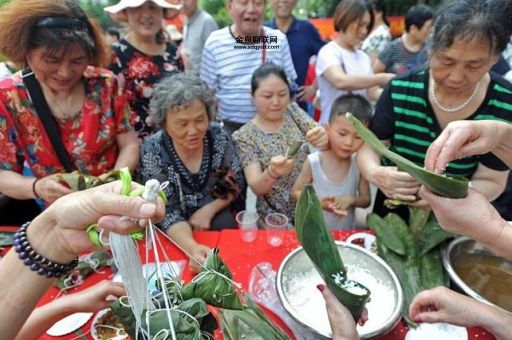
[
  {"xmin": 244, "ymin": 162, "xmax": 279, "ymax": 196},
  {"xmin": 291, "ymin": 158, "xmax": 313, "ymax": 201},
  {"xmin": 425, "ymin": 120, "xmax": 512, "ymax": 173},
  {"xmin": 166, "ymin": 222, "xmax": 211, "ymax": 273},
  {"xmin": 366, "ymin": 85, "xmax": 383, "ymax": 102},
  {"xmin": 357, "ymin": 143, "xmax": 419, "ymax": 201},
  {"xmin": 470, "ymin": 164, "xmax": 509, "ymax": 201},
  {"xmin": 0, "ymin": 170, "xmax": 71, "ymax": 203},
  {"xmin": 0, "ymin": 181, "xmax": 163, "ymax": 339},
  {"xmin": 114, "ymin": 131, "xmax": 139, "ymax": 172},
  {"xmin": 354, "ymin": 175, "xmax": 371, "ymax": 208},
  {"xmin": 409, "ymin": 286, "xmax": 512, "ymax": 340},
  {"xmin": 322, "ymin": 65, "xmax": 393, "ymax": 91},
  {"xmin": 419, "ymin": 186, "xmax": 512, "ymax": 260},
  {"xmin": 244, "ymin": 156, "xmax": 294, "ymax": 196},
  {"xmin": 15, "ymin": 281, "xmax": 125, "ymax": 340},
  {"xmin": 0, "ymin": 170, "xmax": 38, "ymax": 200},
  {"xmin": 189, "ymin": 198, "xmax": 232, "ymax": 231}
]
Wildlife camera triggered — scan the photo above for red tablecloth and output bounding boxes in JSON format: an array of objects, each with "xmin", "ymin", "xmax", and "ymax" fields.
[{"xmin": 1, "ymin": 226, "xmax": 495, "ymax": 340}]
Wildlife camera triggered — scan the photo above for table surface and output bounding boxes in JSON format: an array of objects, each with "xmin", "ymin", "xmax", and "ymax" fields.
[{"xmin": 0, "ymin": 226, "xmax": 496, "ymax": 340}]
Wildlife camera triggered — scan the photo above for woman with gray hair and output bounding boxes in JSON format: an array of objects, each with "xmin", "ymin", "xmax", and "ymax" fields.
[
  {"xmin": 357, "ymin": 0, "xmax": 512, "ymax": 221},
  {"xmin": 139, "ymin": 72, "xmax": 244, "ymax": 273}
]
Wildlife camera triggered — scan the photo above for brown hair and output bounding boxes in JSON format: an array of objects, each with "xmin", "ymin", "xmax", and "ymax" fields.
[
  {"xmin": 333, "ymin": 0, "xmax": 374, "ymax": 34},
  {"xmin": 0, "ymin": 0, "xmax": 108, "ymax": 67}
]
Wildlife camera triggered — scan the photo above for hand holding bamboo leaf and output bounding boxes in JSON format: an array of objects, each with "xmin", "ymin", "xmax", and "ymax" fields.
[
  {"xmin": 269, "ymin": 155, "xmax": 294, "ymax": 178},
  {"xmin": 347, "ymin": 113, "xmax": 469, "ymax": 198}
]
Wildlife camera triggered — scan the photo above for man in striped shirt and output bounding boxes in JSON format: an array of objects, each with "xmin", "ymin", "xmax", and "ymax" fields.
[{"xmin": 200, "ymin": 0, "xmax": 297, "ymax": 133}]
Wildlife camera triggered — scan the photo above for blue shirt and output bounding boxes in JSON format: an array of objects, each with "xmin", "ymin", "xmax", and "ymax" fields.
[{"xmin": 266, "ymin": 17, "xmax": 325, "ymax": 87}]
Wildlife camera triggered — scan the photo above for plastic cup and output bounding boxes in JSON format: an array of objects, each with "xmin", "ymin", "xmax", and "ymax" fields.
[
  {"xmin": 264, "ymin": 213, "xmax": 288, "ymax": 247},
  {"xmin": 236, "ymin": 210, "xmax": 258, "ymax": 243}
]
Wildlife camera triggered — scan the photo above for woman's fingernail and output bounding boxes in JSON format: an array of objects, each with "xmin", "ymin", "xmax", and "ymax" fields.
[
  {"xmin": 139, "ymin": 203, "xmax": 156, "ymax": 216},
  {"xmin": 316, "ymin": 284, "xmax": 326, "ymax": 292},
  {"xmin": 414, "ymin": 316, "xmax": 422, "ymax": 324}
]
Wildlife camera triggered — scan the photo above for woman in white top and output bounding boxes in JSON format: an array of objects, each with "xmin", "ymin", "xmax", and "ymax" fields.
[{"xmin": 316, "ymin": 0, "xmax": 394, "ymax": 124}]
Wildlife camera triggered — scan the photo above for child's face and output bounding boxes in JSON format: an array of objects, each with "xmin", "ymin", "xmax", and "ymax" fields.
[{"xmin": 326, "ymin": 115, "xmax": 364, "ymax": 159}]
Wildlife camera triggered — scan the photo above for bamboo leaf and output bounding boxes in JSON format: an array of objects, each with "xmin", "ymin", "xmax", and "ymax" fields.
[
  {"xmin": 419, "ymin": 213, "xmax": 454, "ymax": 255},
  {"xmin": 346, "ymin": 113, "xmax": 468, "ymax": 198},
  {"xmin": 408, "ymin": 207, "xmax": 431, "ymax": 242},
  {"xmin": 367, "ymin": 213, "xmax": 406, "ymax": 256},
  {"xmin": 296, "ymin": 185, "xmax": 370, "ymax": 320},
  {"xmin": 219, "ymin": 296, "xmax": 290, "ymax": 340},
  {"xmin": 181, "ymin": 248, "xmax": 243, "ymax": 310}
]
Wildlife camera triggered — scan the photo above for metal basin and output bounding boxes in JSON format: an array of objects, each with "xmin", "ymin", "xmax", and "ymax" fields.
[
  {"xmin": 443, "ymin": 236, "xmax": 512, "ymax": 315},
  {"xmin": 276, "ymin": 242, "xmax": 403, "ymax": 339}
]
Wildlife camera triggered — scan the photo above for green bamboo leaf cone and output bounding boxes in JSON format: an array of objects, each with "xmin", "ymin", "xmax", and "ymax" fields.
[{"xmin": 295, "ymin": 185, "xmax": 370, "ymax": 321}]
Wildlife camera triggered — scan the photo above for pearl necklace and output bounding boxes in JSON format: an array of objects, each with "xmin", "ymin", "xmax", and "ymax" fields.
[{"xmin": 430, "ymin": 77, "xmax": 481, "ymax": 113}]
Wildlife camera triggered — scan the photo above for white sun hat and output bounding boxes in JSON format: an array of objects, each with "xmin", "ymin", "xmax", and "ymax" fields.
[{"xmin": 105, "ymin": 0, "xmax": 182, "ymax": 20}]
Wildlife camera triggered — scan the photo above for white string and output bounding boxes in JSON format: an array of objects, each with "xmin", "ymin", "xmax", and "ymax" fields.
[
  {"xmin": 147, "ymin": 219, "xmax": 177, "ymax": 340},
  {"xmin": 143, "ymin": 180, "xmax": 177, "ymax": 340},
  {"xmin": 109, "ymin": 233, "xmax": 153, "ymax": 335}
]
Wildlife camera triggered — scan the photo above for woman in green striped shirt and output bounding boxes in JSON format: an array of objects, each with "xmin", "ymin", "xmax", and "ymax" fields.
[{"xmin": 357, "ymin": 0, "xmax": 512, "ymax": 218}]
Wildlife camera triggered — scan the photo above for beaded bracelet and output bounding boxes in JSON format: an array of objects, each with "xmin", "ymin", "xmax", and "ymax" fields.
[{"xmin": 14, "ymin": 222, "xmax": 78, "ymax": 278}]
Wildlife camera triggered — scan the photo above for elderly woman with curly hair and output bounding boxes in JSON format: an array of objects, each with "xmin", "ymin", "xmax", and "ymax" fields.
[{"xmin": 139, "ymin": 72, "xmax": 245, "ymax": 272}]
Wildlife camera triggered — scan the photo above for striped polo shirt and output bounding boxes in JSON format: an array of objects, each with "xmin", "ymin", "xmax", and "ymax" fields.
[
  {"xmin": 371, "ymin": 69, "xmax": 512, "ymax": 178},
  {"xmin": 200, "ymin": 26, "xmax": 297, "ymax": 124}
]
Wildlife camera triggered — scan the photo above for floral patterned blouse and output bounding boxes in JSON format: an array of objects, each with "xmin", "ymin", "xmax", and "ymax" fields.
[
  {"xmin": 233, "ymin": 103, "xmax": 318, "ymax": 223},
  {"xmin": 139, "ymin": 124, "xmax": 244, "ymax": 232},
  {"xmin": 0, "ymin": 67, "xmax": 134, "ymax": 178},
  {"xmin": 109, "ymin": 39, "xmax": 183, "ymax": 138}
]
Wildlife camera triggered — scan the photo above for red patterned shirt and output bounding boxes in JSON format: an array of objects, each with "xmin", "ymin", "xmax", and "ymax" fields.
[
  {"xmin": 0, "ymin": 66, "xmax": 135, "ymax": 178},
  {"xmin": 109, "ymin": 39, "xmax": 183, "ymax": 138}
]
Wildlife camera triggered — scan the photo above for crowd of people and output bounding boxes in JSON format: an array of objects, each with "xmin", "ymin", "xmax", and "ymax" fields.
[{"xmin": 0, "ymin": 0, "xmax": 511, "ymax": 338}]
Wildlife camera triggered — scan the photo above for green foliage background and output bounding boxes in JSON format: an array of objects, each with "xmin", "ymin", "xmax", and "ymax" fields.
[{"xmin": 0, "ymin": 0, "xmax": 445, "ymax": 30}]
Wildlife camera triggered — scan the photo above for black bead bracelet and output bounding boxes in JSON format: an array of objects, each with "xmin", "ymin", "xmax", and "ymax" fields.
[{"xmin": 13, "ymin": 222, "xmax": 78, "ymax": 278}]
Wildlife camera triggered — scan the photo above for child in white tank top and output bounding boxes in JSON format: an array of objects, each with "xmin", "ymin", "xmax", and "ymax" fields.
[{"xmin": 292, "ymin": 94, "xmax": 372, "ymax": 229}]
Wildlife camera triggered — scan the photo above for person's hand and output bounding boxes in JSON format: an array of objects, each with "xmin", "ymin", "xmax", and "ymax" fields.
[
  {"xmin": 409, "ymin": 286, "xmax": 486, "ymax": 326},
  {"xmin": 28, "ymin": 181, "xmax": 165, "ymax": 263},
  {"xmin": 296, "ymin": 85, "xmax": 317, "ymax": 102},
  {"xmin": 318, "ymin": 284, "xmax": 366, "ymax": 340},
  {"xmin": 371, "ymin": 166, "xmax": 420, "ymax": 201},
  {"xmin": 189, "ymin": 205, "xmax": 215, "ymax": 231},
  {"xmin": 425, "ymin": 120, "xmax": 505, "ymax": 174},
  {"xmin": 305, "ymin": 126, "xmax": 329, "ymax": 149},
  {"xmin": 269, "ymin": 156, "xmax": 294, "ymax": 178},
  {"xmin": 35, "ymin": 174, "xmax": 73, "ymax": 203},
  {"xmin": 321, "ymin": 196, "xmax": 351, "ymax": 217},
  {"xmin": 61, "ymin": 280, "xmax": 126, "ymax": 313},
  {"xmin": 418, "ymin": 186, "xmax": 503, "ymax": 244},
  {"xmin": 188, "ymin": 243, "xmax": 211, "ymax": 274},
  {"xmin": 376, "ymin": 73, "xmax": 396, "ymax": 86}
]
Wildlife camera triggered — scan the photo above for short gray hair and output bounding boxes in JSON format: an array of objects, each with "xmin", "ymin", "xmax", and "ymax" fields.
[{"xmin": 149, "ymin": 72, "xmax": 215, "ymax": 128}]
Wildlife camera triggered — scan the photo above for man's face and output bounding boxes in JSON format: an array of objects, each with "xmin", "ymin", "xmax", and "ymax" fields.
[
  {"xmin": 270, "ymin": 0, "xmax": 296, "ymax": 19},
  {"xmin": 228, "ymin": 0, "xmax": 265, "ymax": 36},
  {"xmin": 181, "ymin": 0, "xmax": 198, "ymax": 17}
]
